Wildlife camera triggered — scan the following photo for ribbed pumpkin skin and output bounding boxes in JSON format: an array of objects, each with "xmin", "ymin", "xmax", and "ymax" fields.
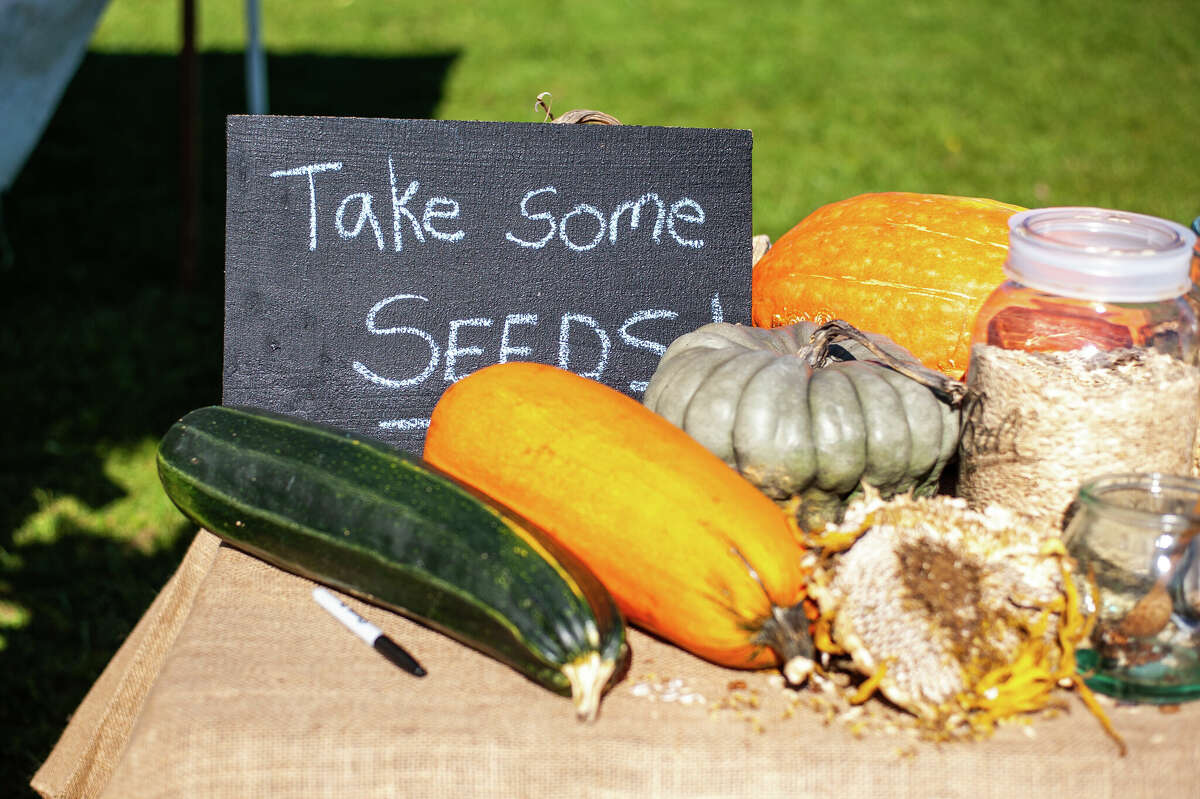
[
  {"xmin": 424, "ymin": 362, "xmax": 811, "ymax": 670},
  {"xmin": 644, "ymin": 322, "xmax": 960, "ymax": 531},
  {"xmin": 752, "ymin": 192, "xmax": 1023, "ymax": 378}
]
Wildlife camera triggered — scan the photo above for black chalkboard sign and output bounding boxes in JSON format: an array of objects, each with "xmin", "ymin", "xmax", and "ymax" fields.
[{"xmin": 223, "ymin": 115, "xmax": 752, "ymax": 451}]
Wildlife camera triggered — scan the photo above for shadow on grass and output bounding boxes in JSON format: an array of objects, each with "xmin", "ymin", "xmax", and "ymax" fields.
[
  {"xmin": 0, "ymin": 48, "xmax": 455, "ymax": 794},
  {"xmin": 0, "ymin": 519, "xmax": 195, "ymax": 785}
]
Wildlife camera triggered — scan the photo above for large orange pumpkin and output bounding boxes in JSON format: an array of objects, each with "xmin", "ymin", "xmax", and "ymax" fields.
[{"xmin": 752, "ymin": 192, "xmax": 1024, "ymax": 378}]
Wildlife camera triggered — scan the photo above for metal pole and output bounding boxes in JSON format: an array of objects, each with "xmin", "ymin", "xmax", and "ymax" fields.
[
  {"xmin": 179, "ymin": 0, "xmax": 199, "ymax": 290},
  {"xmin": 245, "ymin": 0, "xmax": 269, "ymax": 114}
]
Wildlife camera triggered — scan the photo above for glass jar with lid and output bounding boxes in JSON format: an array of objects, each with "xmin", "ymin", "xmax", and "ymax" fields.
[{"xmin": 957, "ymin": 207, "xmax": 1200, "ymax": 528}]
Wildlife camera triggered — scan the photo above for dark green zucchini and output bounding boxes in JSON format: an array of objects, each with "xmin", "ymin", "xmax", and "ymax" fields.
[{"xmin": 156, "ymin": 405, "xmax": 627, "ymax": 720}]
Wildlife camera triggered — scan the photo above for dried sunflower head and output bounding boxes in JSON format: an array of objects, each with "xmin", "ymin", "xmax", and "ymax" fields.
[{"xmin": 804, "ymin": 488, "xmax": 1122, "ymax": 750}]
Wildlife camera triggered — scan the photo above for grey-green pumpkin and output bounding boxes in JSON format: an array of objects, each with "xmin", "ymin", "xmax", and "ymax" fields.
[{"xmin": 643, "ymin": 320, "xmax": 966, "ymax": 530}]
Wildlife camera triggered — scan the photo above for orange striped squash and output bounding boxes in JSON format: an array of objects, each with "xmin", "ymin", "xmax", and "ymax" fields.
[{"xmin": 423, "ymin": 362, "xmax": 813, "ymax": 672}]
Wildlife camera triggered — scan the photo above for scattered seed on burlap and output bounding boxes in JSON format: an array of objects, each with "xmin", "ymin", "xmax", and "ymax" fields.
[
  {"xmin": 958, "ymin": 344, "xmax": 1200, "ymax": 527},
  {"xmin": 628, "ymin": 674, "xmax": 706, "ymax": 706}
]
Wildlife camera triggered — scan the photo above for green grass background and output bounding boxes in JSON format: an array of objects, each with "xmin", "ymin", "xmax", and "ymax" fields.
[{"xmin": 3, "ymin": 0, "xmax": 1198, "ymax": 793}]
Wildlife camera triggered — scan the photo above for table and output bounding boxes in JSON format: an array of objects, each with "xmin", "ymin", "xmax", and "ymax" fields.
[{"xmin": 31, "ymin": 531, "xmax": 1200, "ymax": 798}]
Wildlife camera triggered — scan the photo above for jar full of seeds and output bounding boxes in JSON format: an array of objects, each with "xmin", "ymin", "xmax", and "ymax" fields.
[{"xmin": 957, "ymin": 207, "xmax": 1200, "ymax": 529}]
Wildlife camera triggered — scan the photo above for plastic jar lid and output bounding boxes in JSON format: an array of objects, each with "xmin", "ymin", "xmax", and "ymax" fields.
[{"xmin": 1004, "ymin": 207, "xmax": 1197, "ymax": 302}]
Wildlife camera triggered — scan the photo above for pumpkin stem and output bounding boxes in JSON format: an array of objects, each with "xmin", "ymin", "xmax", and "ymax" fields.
[{"xmin": 806, "ymin": 320, "xmax": 969, "ymax": 406}]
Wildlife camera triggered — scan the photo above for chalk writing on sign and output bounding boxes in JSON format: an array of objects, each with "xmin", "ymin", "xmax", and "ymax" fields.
[
  {"xmin": 224, "ymin": 116, "xmax": 751, "ymax": 452},
  {"xmin": 268, "ymin": 162, "xmax": 707, "ymax": 254},
  {"xmin": 352, "ymin": 293, "xmax": 727, "ymax": 431}
]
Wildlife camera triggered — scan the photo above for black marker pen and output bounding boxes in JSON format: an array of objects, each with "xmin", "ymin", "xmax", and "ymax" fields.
[{"xmin": 312, "ymin": 586, "xmax": 427, "ymax": 677}]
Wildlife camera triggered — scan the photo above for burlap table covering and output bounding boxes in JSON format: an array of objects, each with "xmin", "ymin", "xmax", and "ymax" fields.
[{"xmin": 33, "ymin": 530, "xmax": 1200, "ymax": 799}]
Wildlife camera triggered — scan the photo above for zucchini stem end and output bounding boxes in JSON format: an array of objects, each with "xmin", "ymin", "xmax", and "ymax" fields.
[{"xmin": 563, "ymin": 651, "xmax": 618, "ymax": 723}]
